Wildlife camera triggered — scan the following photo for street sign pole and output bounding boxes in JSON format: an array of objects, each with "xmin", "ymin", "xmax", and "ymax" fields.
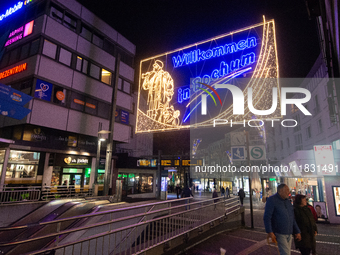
[{"xmin": 245, "ymin": 130, "xmax": 254, "ymax": 229}]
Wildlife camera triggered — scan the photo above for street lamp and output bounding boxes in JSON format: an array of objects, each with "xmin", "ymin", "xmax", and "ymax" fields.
[{"xmin": 94, "ymin": 130, "xmax": 111, "ymax": 196}]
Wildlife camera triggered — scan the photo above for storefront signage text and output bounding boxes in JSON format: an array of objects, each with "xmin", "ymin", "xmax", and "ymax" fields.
[
  {"xmin": 5, "ymin": 20, "xmax": 34, "ymax": 47},
  {"xmin": 0, "ymin": 63, "xmax": 27, "ymax": 80}
]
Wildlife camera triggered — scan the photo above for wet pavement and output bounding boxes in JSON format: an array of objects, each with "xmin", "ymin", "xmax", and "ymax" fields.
[{"xmin": 167, "ymin": 191, "xmax": 340, "ymax": 255}]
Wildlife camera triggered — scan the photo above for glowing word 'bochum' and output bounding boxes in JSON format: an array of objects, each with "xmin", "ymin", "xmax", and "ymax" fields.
[
  {"xmin": 0, "ymin": 2, "xmax": 24, "ymax": 22},
  {"xmin": 172, "ymin": 37, "xmax": 257, "ymax": 68}
]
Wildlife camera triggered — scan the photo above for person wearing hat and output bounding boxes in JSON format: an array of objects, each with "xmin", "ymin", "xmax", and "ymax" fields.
[{"xmin": 294, "ymin": 194, "xmax": 318, "ymax": 255}]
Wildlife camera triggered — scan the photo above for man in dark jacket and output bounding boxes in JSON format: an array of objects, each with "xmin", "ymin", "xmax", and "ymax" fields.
[
  {"xmin": 263, "ymin": 184, "xmax": 301, "ymax": 255},
  {"xmin": 181, "ymin": 185, "xmax": 193, "ymax": 210},
  {"xmin": 238, "ymin": 188, "xmax": 245, "ymax": 205}
]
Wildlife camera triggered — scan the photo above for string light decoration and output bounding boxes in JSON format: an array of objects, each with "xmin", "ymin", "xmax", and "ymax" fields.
[{"xmin": 136, "ymin": 17, "xmax": 280, "ymax": 133}]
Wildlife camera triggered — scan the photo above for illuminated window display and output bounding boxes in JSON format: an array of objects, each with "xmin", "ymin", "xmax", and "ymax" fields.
[
  {"xmin": 333, "ymin": 186, "xmax": 340, "ymax": 216},
  {"xmin": 0, "ymin": 150, "xmax": 5, "ymax": 176},
  {"xmin": 119, "ymin": 173, "xmax": 153, "ymax": 195},
  {"xmin": 6, "ymin": 150, "xmax": 40, "ymax": 179},
  {"xmin": 137, "ymin": 19, "xmax": 279, "ymax": 132}
]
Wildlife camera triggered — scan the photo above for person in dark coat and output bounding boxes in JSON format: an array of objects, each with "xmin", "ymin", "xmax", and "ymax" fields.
[
  {"xmin": 181, "ymin": 185, "xmax": 194, "ymax": 210},
  {"xmin": 294, "ymin": 194, "xmax": 318, "ymax": 255},
  {"xmin": 238, "ymin": 188, "xmax": 245, "ymax": 205},
  {"xmin": 175, "ymin": 184, "xmax": 181, "ymax": 199},
  {"xmin": 213, "ymin": 189, "xmax": 219, "ymax": 210}
]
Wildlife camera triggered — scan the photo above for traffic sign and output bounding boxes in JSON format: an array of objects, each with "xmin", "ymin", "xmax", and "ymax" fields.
[
  {"xmin": 249, "ymin": 145, "xmax": 266, "ymax": 160},
  {"xmin": 0, "ymin": 100, "xmax": 31, "ymax": 120},
  {"xmin": 0, "ymin": 83, "xmax": 32, "ymax": 106},
  {"xmin": 231, "ymin": 146, "xmax": 246, "ymax": 161},
  {"xmin": 0, "ymin": 83, "xmax": 32, "ymax": 120}
]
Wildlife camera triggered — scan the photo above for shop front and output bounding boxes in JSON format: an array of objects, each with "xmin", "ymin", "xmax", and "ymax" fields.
[
  {"xmin": 117, "ymin": 169, "xmax": 156, "ymax": 198},
  {"xmin": 52, "ymin": 154, "xmax": 92, "ymax": 189},
  {"xmin": 2, "ymin": 149, "xmax": 42, "ymax": 186}
]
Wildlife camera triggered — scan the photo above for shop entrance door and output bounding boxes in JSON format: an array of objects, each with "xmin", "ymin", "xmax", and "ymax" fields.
[{"xmin": 61, "ymin": 168, "xmax": 84, "ymax": 187}]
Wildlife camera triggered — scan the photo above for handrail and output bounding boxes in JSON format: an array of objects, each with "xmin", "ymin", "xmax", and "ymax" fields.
[
  {"xmin": 0, "ymin": 197, "xmax": 241, "ymax": 255},
  {"xmin": 0, "ymin": 196, "xmax": 193, "ymax": 231},
  {"xmin": 26, "ymin": 197, "xmax": 240, "ymax": 255},
  {"xmin": 0, "ymin": 197, "xmax": 238, "ymax": 247}
]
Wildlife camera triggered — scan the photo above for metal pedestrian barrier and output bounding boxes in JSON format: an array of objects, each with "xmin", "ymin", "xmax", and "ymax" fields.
[
  {"xmin": 0, "ymin": 186, "xmax": 41, "ymax": 204},
  {"xmin": 0, "ymin": 196, "xmax": 241, "ymax": 255}
]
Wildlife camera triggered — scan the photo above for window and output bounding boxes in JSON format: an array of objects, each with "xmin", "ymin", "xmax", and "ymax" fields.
[
  {"xmin": 314, "ymin": 94, "xmax": 320, "ymax": 114},
  {"xmin": 84, "ymin": 97, "xmax": 97, "ymax": 115},
  {"xmin": 306, "ymin": 126, "xmax": 311, "ymax": 139},
  {"xmin": 89, "ymin": 63, "xmax": 100, "ymax": 79},
  {"xmin": 80, "ymin": 24, "xmax": 92, "ymax": 41},
  {"xmin": 82, "ymin": 59, "xmax": 88, "ymax": 74},
  {"xmin": 103, "ymin": 39, "xmax": 115, "ymax": 56},
  {"xmin": 92, "ymin": 33, "xmax": 104, "ymax": 48},
  {"xmin": 63, "ymin": 13, "xmax": 77, "ymax": 31},
  {"xmin": 50, "ymin": 5, "xmax": 63, "ymax": 23},
  {"xmin": 70, "ymin": 92, "xmax": 85, "ymax": 111},
  {"xmin": 101, "ymin": 69, "xmax": 112, "ymax": 85},
  {"xmin": 293, "ymin": 115, "xmax": 301, "ymax": 132},
  {"xmin": 20, "ymin": 43, "xmax": 30, "ymax": 60},
  {"xmin": 123, "ymin": 81, "xmax": 131, "ymax": 94},
  {"xmin": 42, "ymin": 39, "xmax": 57, "ymax": 59},
  {"xmin": 8, "ymin": 48, "xmax": 19, "ymax": 65},
  {"xmin": 29, "ymin": 39, "xmax": 40, "ymax": 55},
  {"xmin": 117, "ymin": 78, "xmax": 123, "ymax": 90},
  {"xmin": 76, "ymin": 56, "xmax": 82, "ymax": 71},
  {"xmin": 97, "ymin": 101, "xmax": 110, "ymax": 119},
  {"xmin": 59, "ymin": 48, "xmax": 72, "ymax": 66},
  {"xmin": 6, "ymin": 150, "xmax": 40, "ymax": 179},
  {"xmin": 53, "ymin": 85, "xmax": 67, "ymax": 106}
]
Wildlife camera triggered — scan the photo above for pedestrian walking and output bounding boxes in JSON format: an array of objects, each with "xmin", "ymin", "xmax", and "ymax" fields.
[
  {"xmin": 213, "ymin": 189, "xmax": 219, "ymax": 210},
  {"xmin": 294, "ymin": 194, "xmax": 317, "ymax": 255},
  {"xmin": 181, "ymin": 185, "xmax": 194, "ymax": 210},
  {"xmin": 263, "ymin": 184, "xmax": 301, "ymax": 255},
  {"xmin": 226, "ymin": 186, "xmax": 230, "ymax": 198},
  {"xmin": 175, "ymin": 184, "xmax": 181, "ymax": 199},
  {"xmin": 221, "ymin": 186, "xmax": 225, "ymax": 198},
  {"xmin": 238, "ymin": 188, "xmax": 245, "ymax": 205}
]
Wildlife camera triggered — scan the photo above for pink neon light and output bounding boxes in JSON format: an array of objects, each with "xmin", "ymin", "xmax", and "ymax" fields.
[{"xmin": 24, "ymin": 20, "xmax": 34, "ymax": 37}]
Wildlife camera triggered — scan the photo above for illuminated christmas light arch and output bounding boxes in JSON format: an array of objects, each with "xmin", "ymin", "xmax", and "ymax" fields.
[{"xmin": 136, "ymin": 18, "xmax": 280, "ymax": 133}]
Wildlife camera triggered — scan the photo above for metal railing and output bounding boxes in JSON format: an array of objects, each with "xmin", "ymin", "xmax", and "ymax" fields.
[
  {"xmin": 0, "ymin": 186, "xmax": 41, "ymax": 204},
  {"xmin": 0, "ymin": 185, "xmax": 93, "ymax": 204},
  {"xmin": 0, "ymin": 196, "xmax": 241, "ymax": 255},
  {"xmin": 41, "ymin": 185, "xmax": 93, "ymax": 200}
]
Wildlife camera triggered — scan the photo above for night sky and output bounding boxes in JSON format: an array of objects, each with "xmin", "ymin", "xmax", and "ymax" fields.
[{"xmin": 75, "ymin": 0, "xmax": 320, "ymax": 78}]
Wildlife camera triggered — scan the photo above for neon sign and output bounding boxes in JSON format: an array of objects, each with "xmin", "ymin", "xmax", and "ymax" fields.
[
  {"xmin": 172, "ymin": 37, "xmax": 257, "ymax": 68},
  {"xmin": 0, "ymin": 63, "xmax": 27, "ymax": 80},
  {"xmin": 0, "ymin": 1, "xmax": 33, "ymax": 23},
  {"xmin": 137, "ymin": 18, "xmax": 279, "ymax": 133},
  {"xmin": 5, "ymin": 20, "xmax": 34, "ymax": 47}
]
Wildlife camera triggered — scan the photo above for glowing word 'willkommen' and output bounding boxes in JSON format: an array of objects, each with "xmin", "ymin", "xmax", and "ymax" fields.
[
  {"xmin": 142, "ymin": 60, "xmax": 180, "ymax": 125},
  {"xmin": 172, "ymin": 37, "xmax": 257, "ymax": 68}
]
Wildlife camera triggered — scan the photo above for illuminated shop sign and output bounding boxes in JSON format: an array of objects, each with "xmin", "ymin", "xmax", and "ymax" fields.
[
  {"xmin": 0, "ymin": 63, "xmax": 27, "ymax": 80},
  {"xmin": 5, "ymin": 20, "xmax": 34, "ymax": 47},
  {"xmin": 0, "ymin": 0, "xmax": 33, "ymax": 23},
  {"xmin": 136, "ymin": 19, "xmax": 279, "ymax": 133}
]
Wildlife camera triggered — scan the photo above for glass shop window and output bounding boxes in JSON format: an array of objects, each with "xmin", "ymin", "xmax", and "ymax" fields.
[
  {"xmin": 6, "ymin": 150, "xmax": 40, "ymax": 179},
  {"xmin": 70, "ymin": 92, "xmax": 85, "ymax": 111}
]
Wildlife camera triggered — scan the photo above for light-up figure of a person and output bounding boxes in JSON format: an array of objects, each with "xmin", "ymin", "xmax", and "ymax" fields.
[{"xmin": 142, "ymin": 60, "xmax": 179, "ymax": 125}]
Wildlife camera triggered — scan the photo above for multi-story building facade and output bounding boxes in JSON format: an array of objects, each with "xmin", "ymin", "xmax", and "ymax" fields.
[
  {"xmin": 266, "ymin": 54, "xmax": 340, "ymax": 224},
  {"xmin": 0, "ymin": 0, "xmax": 153, "ymax": 195}
]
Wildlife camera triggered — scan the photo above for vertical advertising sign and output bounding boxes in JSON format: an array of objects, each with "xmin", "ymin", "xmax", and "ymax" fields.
[
  {"xmin": 314, "ymin": 145, "xmax": 336, "ymax": 175},
  {"xmin": 34, "ymin": 79, "xmax": 53, "ymax": 101}
]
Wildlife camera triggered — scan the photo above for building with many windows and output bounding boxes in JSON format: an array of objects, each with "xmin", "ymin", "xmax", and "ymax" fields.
[{"xmin": 0, "ymin": 0, "xmax": 153, "ymax": 195}]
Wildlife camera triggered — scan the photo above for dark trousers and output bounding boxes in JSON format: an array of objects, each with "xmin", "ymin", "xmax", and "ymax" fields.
[
  {"xmin": 240, "ymin": 197, "xmax": 244, "ymax": 205},
  {"xmin": 299, "ymin": 247, "xmax": 312, "ymax": 255}
]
